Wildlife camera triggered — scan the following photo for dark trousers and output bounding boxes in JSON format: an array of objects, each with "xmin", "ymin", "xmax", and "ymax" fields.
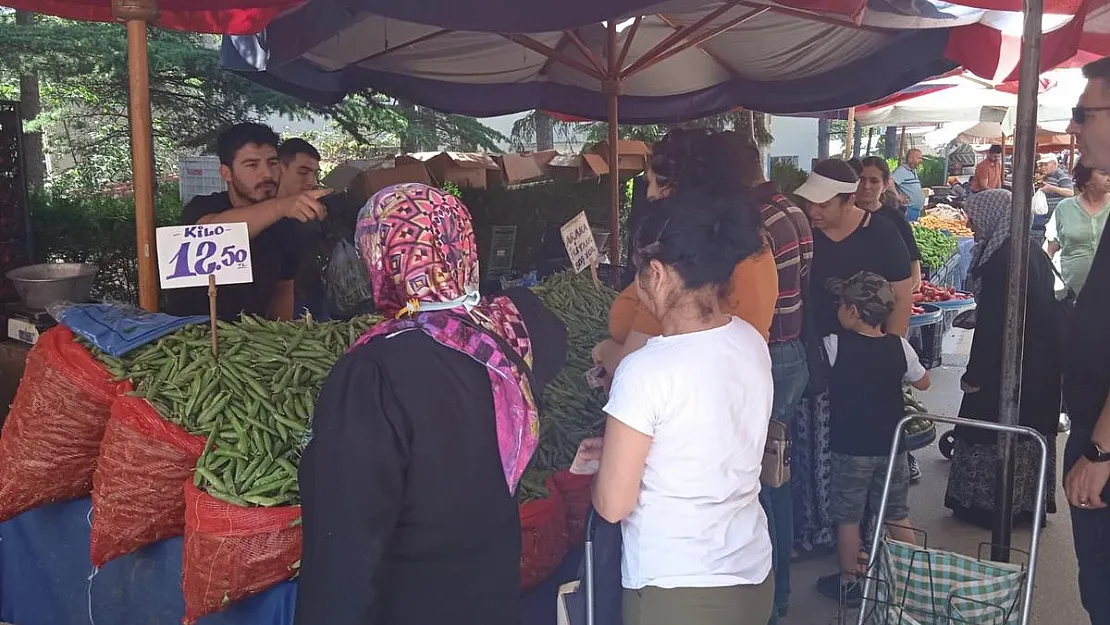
[
  {"xmin": 761, "ymin": 339, "xmax": 808, "ymax": 623},
  {"xmin": 1066, "ymin": 430, "xmax": 1110, "ymax": 625}
]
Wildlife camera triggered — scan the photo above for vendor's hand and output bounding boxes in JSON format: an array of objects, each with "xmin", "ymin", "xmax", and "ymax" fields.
[
  {"xmin": 960, "ymin": 379, "xmax": 980, "ymax": 394},
  {"xmin": 1066, "ymin": 457, "xmax": 1110, "ymax": 509},
  {"xmin": 281, "ymin": 188, "xmax": 331, "ymax": 223},
  {"xmin": 569, "ymin": 437, "xmax": 604, "ymax": 476}
]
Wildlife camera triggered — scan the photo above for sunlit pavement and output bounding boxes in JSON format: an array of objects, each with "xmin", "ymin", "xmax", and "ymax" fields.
[{"xmin": 780, "ymin": 328, "xmax": 1087, "ymax": 625}]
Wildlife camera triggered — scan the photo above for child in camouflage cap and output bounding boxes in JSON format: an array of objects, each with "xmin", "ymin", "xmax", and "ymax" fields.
[{"xmin": 817, "ymin": 271, "xmax": 931, "ymax": 605}]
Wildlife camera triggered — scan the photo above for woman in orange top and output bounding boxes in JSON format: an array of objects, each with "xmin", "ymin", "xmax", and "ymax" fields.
[{"xmin": 597, "ymin": 129, "xmax": 778, "ymax": 374}]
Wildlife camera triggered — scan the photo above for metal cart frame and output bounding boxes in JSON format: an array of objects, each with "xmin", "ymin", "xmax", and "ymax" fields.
[{"xmin": 854, "ymin": 414, "xmax": 1049, "ymax": 625}]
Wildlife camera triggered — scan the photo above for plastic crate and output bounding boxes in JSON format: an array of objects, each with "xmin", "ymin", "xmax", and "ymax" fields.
[
  {"xmin": 178, "ymin": 156, "xmax": 226, "ymax": 204},
  {"xmin": 907, "ymin": 304, "xmax": 944, "ymax": 370},
  {"xmin": 487, "ymin": 226, "xmax": 517, "ymax": 276}
]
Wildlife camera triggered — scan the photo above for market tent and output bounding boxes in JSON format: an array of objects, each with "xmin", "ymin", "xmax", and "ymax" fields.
[
  {"xmin": 222, "ymin": 0, "xmax": 1103, "ymax": 266},
  {"xmin": 221, "ymin": 7, "xmax": 958, "ymax": 119},
  {"xmin": 853, "ymin": 67, "xmax": 1085, "ymax": 127}
]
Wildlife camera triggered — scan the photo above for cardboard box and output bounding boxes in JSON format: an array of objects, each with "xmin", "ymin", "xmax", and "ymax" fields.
[
  {"xmin": 396, "ymin": 152, "xmax": 502, "ymax": 189},
  {"xmin": 546, "ymin": 153, "xmax": 610, "ymax": 182},
  {"xmin": 588, "ymin": 140, "xmax": 651, "ymax": 173},
  {"xmin": 348, "ymin": 161, "xmax": 434, "ymax": 207},
  {"xmin": 321, "ymin": 157, "xmax": 392, "ymax": 192},
  {"xmin": 498, "ymin": 150, "xmax": 559, "ymax": 185}
]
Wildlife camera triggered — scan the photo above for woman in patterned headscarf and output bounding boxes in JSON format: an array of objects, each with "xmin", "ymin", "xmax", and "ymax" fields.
[
  {"xmin": 944, "ymin": 189, "xmax": 1063, "ymax": 528},
  {"xmin": 295, "ymin": 183, "xmax": 567, "ymax": 625}
]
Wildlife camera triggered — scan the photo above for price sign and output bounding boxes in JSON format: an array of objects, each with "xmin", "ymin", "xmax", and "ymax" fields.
[
  {"xmin": 156, "ymin": 223, "xmax": 253, "ymax": 290},
  {"xmin": 560, "ymin": 211, "xmax": 598, "ymax": 274}
]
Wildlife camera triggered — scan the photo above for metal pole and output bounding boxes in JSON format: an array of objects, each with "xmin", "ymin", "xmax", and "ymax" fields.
[
  {"xmin": 606, "ymin": 21, "xmax": 621, "ymax": 285},
  {"xmin": 115, "ymin": 0, "xmax": 160, "ymax": 312},
  {"xmin": 866, "ymin": 127, "xmax": 875, "ymax": 156},
  {"xmin": 844, "ymin": 107, "xmax": 856, "ymax": 159},
  {"xmin": 992, "ymin": 0, "xmax": 1043, "ymax": 562}
]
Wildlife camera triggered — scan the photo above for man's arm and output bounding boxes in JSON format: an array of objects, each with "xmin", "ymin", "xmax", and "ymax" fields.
[
  {"xmin": 1066, "ymin": 392, "xmax": 1110, "ymax": 508},
  {"xmin": 197, "ymin": 189, "xmax": 331, "ymax": 239}
]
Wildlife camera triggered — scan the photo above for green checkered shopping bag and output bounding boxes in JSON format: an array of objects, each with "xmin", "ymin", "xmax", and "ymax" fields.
[{"xmin": 864, "ymin": 539, "xmax": 1026, "ymax": 625}]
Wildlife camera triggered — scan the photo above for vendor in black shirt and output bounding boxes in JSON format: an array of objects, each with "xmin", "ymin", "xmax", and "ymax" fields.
[
  {"xmin": 855, "ymin": 157, "xmax": 923, "ymax": 292},
  {"xmin": 790, "ymin": 158, "xmax": 914, "ymax": 555},
  {"xmin": 165, "ymin": 123, "xmax": 330, "ymax": 321},
  {"xmin": 797, "ymin": 159, "xmax": 914, "ymax": 338}
]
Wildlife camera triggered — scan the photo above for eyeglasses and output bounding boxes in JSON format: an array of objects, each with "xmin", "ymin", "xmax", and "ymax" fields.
[{"xmin": 1072, "ymin": 106, "xmax": 1110, "ymax": 124}]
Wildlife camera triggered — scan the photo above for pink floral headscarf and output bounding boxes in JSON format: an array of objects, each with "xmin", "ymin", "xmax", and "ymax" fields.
[{"xmin": 350, "ymin": 183, "xmax": 539, "ymax": 494}]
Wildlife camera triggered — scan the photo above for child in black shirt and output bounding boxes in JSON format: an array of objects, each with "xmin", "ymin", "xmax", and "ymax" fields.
[{"xmin": 821, "ymin": 271, "xmax": 931, "ymax": 602}]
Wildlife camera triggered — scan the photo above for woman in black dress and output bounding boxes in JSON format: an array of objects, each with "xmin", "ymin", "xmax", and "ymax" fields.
[
  {"xmin": 295, "ymin": 183, "xmax": 567, "ymax": 625},
  {"xmin": 944, "ymin": 189, "xmax": 1062, "ymax": 527},
  {"xmin": 790, "ymin": 159, "xmax": 914, "ymax": 553}
]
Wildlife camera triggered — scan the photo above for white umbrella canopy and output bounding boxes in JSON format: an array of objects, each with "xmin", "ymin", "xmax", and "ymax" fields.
[{"xmin": 856, "ymin": 67, "xmax": 1085, "ymax": 128}]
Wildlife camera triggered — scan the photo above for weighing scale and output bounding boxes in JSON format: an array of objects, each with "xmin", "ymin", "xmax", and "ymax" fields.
[{"xmin": 2, "ymin": 302, "xmax": 58, "ymax": 345}]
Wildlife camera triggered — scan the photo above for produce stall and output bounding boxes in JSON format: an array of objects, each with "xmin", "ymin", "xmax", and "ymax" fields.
[{"xmin": 0, "ymin": 269, "xmax": 616, "ymax": 625}]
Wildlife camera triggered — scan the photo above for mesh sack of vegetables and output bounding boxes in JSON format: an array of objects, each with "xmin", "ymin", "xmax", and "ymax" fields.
[
  {"xmin": 0, "ymin": 326, "xmax": 123, "ymax": 521},
  {"xmin": 89, "ymin": 395, "xmax": 206, "ymax": 566},
  {"xmin": 182, "ymin": 481, "xmax": 302, "ymax": 621},
  {"xmin": 519, "ymin": 475, "xmax": 568, "ymax": 591},
  {"xmin": 552, "ymin": 469, "xmax": 593, "ymax": 545}
]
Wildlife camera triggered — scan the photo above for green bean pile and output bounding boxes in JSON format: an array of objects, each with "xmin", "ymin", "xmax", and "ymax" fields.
[
  {"xmin": 529, "ymin": 270, "xmax": 618, "ymax": 473},
  {"xmin": 79, "ymin": 314, "xmax": 383, "ymax": 507}
]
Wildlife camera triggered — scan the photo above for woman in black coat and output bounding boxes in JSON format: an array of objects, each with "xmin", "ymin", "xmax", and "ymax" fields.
[{"xmin": 944, "ymin": 189, "xmax": 1063, "ymax": 528}]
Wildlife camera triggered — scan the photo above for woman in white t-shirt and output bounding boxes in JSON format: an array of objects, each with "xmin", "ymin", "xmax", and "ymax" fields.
[{"xmin": 577, "ymin": 191, "xmax": 775, "ymax": 625}]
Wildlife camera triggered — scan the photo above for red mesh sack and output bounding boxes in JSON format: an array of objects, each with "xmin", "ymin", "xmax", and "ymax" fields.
[
  {"xmin": 182, "ymin": 481, "xmax": 302, "ymax": 622},
  {"xmin": 519, "ymin": 476, "xmax": 568, "ymax": 591},
  {"xmin": 90, "ymin": 396, "xmax": 206, "ymax": 567},
  {"xmin": 552, "ymin": 469, "xmax": 594, "ymax": 545},
  {"xmin": 0, "ymin": 326, "xmax": 123, "ymax": 521}
]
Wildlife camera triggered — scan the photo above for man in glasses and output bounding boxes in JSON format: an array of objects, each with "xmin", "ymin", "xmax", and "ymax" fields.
[
  {"xmin": 970, "ymin": 145, "xmax": 1004, "ymax": 192},
  {"xmin": 1064, "ymin": 55, "xmax": 1110, "ymax": 625}
]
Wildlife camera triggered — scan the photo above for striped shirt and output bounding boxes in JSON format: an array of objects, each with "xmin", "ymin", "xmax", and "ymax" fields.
[{"xmin": 754, "ymin": 182, "xmax": 813, "ymax": 343}]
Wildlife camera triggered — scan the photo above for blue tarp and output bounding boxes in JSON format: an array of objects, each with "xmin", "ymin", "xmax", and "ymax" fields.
[{"xmin": 0, "ymin": 498, "xmax": 579, "ymax": 625}]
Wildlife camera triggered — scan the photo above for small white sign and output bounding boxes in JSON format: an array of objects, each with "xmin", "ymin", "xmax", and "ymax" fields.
[
  {"xmin": 156, "ymin": 223, "xmax": 253, "ymax": 290},
  {"xmin": 560, "ymin": 211, "xmax": 598, "ymax": 274}
]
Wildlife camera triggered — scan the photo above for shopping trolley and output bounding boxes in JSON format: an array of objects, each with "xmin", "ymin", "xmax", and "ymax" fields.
[
  {"xmin": 557, "ymin": 509, "xmax": 624, "ymax": 625},
  {"xmin": 846, "ymin": 414, "xmax": 1048, "ymax": 625}
]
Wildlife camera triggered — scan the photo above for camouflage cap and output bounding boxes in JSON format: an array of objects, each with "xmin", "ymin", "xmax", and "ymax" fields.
[{"xmin": 825, "ymin": 271, "xmax": 896, "ymax": 324}]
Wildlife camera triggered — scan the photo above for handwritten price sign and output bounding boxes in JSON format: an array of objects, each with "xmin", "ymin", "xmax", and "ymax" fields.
[
  {"xmin": 156, "ymin": 223, "xmax": 254, "ymax": 290},
  {"xmin": 560, "ymin": 211, "xmax": 599, "ymax": 274}
]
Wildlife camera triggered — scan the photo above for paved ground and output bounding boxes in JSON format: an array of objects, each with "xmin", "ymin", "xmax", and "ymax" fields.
[{"xmin": 780, "ymin": 328, "xmax": 1087, "ymax": 625}]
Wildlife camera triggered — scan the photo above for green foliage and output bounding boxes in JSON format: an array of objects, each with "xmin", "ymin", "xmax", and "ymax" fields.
[
  {"xmin": 0, "ymin": 15, "xmax": 506, "ymax": 189},
  {"xmin": 919, "ymin": 156, "xmax": 946, "ymax": 188},
  {"xmin": 30, "ymin": 186, "xmax": 182, "ymax": 303},
  {"xmin": 509, "ymin": 110, "xmax": 774, "ymax": 152},
  {"xmin": 771, "ymin": 162, "xmax": 809, "ymax": 208},
  {"xmin": 439, "ymin": 180, "xmax": 462, "ymax": 198}
]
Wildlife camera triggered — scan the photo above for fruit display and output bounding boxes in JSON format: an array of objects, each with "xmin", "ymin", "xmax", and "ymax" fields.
[
  {"xmin": 903, "ymin": 386, "xmax": 936, "ymax": 450},
  {"xmin": 915, "ymin": 281, "xmax": 973, "ymax": 304},
  {"xmin": 912, "ymin": 224, "xmax": 958, "ymax": 269},
  {"xmin": 79, "ymin": 314, "xmax": 383, "ymax": 507},
  {"xmin": 918, "ymin": 212, "xmax": 974, "ymax": 237},
  {"xmin": 527, "ymin": 270, "xmax": 618, "ymax": 481}
]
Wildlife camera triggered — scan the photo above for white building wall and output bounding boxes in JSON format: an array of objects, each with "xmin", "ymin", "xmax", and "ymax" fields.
[{"xmin": 767, "ymin": 116, "xmax": 819, "ymax": 172}]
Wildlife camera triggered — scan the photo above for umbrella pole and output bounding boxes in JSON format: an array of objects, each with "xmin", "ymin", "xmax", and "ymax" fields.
[
  {"xmin": 606, "ymin": 20, "xmax": 621, "ymax": 285},
  {"xmin": 115, "ymin": 0, "xmax": 159, "ymax": 312},
  {"xmin": 992, "ymin": 0, "xmax": 1043, "ymax": 574},
  {"xmin": 843, "ymin": 107, "xmax": 856, "ymax": 159}
]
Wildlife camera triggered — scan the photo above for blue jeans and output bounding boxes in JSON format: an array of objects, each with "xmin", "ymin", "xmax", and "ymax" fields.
[
  {"xmin": 1066, "ymin": 430, "xmax": 1110, "ymax": 625},
  {"xmin": 761, "ymin": 339, "xmax": 809, "ymax": 623}
]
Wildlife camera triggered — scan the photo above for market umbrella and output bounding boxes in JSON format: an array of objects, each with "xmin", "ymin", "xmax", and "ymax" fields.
[
  {"xmin": 223, "ymin": 0, "xmax": 1099, "ymax": 266},
  {"xmin": 2, "ymin": 0, "xmax": 307, "ymax": 312}
]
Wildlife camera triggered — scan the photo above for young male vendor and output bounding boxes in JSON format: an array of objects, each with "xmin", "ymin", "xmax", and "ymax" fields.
[{"xmin": 165, "ymin": 123, "xmax": 329, "ymax": 321}]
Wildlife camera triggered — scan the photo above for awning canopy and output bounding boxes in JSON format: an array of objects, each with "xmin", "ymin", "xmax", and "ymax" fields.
[
  {"xmin": 1, "ymin": 0, "xmax": 303, "ymax": 34},
  {"xmin": 222, "ymin": 0, "xmax": 1106, "ymax": 121}
]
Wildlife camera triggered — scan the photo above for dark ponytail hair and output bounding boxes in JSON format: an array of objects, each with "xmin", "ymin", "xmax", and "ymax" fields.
[
  {"xmin": 649, "ymin": 128, "xmax": 716, "ymax": 194},
  {"xmin": 632, "ymin": 191, "xmax": 764, "ymax": 298},
  {"xmin": 812, "ymin": 158, "xmax": 859, "ymax": 203}
]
